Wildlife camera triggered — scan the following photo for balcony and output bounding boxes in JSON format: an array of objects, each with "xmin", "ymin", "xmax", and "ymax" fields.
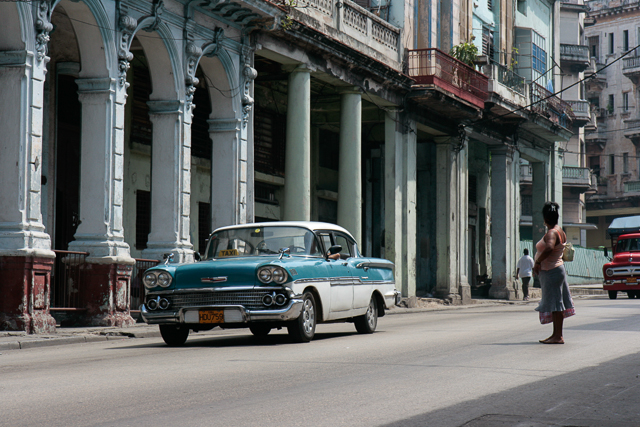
[
  {"xmin": 278, "ymin": 0, "xmax": 402, "ymax": 70},
  {"xmin": 624, "ymin": 180, "xmax": 640, "ymax": 194},
  {"xmin": 565, "ymin": 99, "xmax": 591, "ymax": 127},
  {"xmin": 623, "ymin": 118, "xmax": 640, "ymax": 145},
  {"xmin": 407, "ymin": 48, "xmax": 489, "ymax": 110},
  {"xmin": 560, "ymin": 44, "xmax": 590, "ymax": 72},
  {"xmin": 623, "ymin": 54, "xmax": 640, "ymax": 85},
  {"xmin": 560, "ymin": 0, "xmax": 589, "ymax": 11},
  {"xmin": 562, "ymin": 166, "xmax": 593, "ymax": 190},
  {"xmin": 529, "ymin": 82, "xmax": 575, "ymax": 130},
  {"xmin": 480, "ymin": 60, "xmax": 528, "ymax": 121},
  {"xmin": 520, "ymin": 164, "xmax": 532, "ymax": 184}
]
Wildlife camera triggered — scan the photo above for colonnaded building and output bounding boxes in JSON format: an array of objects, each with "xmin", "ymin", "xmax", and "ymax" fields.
[{"xmin": 0, "ymin": 0, "xmax": 580, "ymax": 333}]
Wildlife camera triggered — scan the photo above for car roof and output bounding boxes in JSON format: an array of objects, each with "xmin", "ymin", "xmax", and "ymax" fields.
[
  {"xmin": 618, "ymin": 233, "xmax": 640, "ymax": 239},
  {"xmin": 212, "ymin": 221, "xmax": 356, "ymax": 241}
]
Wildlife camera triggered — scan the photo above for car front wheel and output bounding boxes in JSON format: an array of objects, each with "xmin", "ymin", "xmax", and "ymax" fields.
[
  {"xmin": 159, "ymin": 324, "xmax": 189, "ymax": 346},
  {"xmin": 608, "ymin": 290, "xmax": 618, "ymax": 300},
  {"xmin": 354, "ymin": 295, "xmax": 378, "ymax": 334},
  {"xmin": 288, "ymin": 292, "xmax": 316, "ymax": 343}
]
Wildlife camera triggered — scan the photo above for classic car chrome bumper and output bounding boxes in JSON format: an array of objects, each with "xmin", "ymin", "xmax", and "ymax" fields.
[{"xmin": 140, "ymin": 298, "xmax": 304, "ymax": 325}]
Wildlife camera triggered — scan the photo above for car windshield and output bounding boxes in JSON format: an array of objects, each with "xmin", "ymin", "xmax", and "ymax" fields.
[
  {"xmin": 616, "ymin": 237, "xmax": 640, "ymax": 253},
  {"xmin": 205, "ymin": 226, "xmax": 323, "ymax": 260}
]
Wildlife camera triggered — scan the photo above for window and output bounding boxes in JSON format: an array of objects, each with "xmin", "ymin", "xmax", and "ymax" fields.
[
  {"xmin": 623, "ymin": 92, "xmax": 629, "ymax": 111},
  {"xmin": 334, "ymin": 234, "xmax": 353, "ymax": 258},
  {"xmin": 487, "ymin": 0, "xmax": 492, "ymax": 11},
  {"xmin": 608, "ymin": 94, "xmax": 615, "ymax": 114},
  {"xmin": 609, "ymin": 155, "xmax": 615, "ymax": 175},
  {"xmin": 532, "ymin": 32, "xmax": 547, "ymax": 74},
  {"xmin": 135, "ymin": 190, "xmax": 151, "ymax": 250},
  {"xmin": 609, "ymin": 33, "xmax": 614, "ymax": 54},
  {"xmin": 588, "ymin": 36, "xmax": 599, "ymax": 62},
  {"xmin": 589, "ymin": 156, "xmax": 600, "ymax": 176},
  {"xmin": 517, "ymin": 0, "xmax": 526, "ymax": 14},
  {"xmin": 623, "ymin": 30, "xmax": 629, "ymax": 52},
  {"xmin": 623, "ymin": 153, "xmax": 629, "ymax": 173}
]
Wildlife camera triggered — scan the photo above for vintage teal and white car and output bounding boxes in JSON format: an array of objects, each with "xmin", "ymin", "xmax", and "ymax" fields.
[{"xmin": 140, "ymin": 221, "xmax": 398, "ymax": 346}]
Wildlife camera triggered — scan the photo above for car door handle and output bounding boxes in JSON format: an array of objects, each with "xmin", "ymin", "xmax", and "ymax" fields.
[{"xmin": 340, "ymin": 262, "xmax": 347, "ymax": 266}]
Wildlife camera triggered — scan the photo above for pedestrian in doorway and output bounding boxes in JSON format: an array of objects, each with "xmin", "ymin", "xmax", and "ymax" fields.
[
  {"xmin": 533, "ymin": 201, "xmax": 575, "ymax": 344},
  {"xmin": 516, "ymin": 248, "xmax": 534, "ymax": 301}
]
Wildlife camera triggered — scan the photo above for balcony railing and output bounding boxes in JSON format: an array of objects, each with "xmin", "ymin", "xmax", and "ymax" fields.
[
  {"xmin": 520, "ymin": 164, "xmax": 532, "ymax": 183},
  {"xmin": 494, "ymin": 62, "xmax": 526, "ymax": 95},
  {"xmin": 275, "ymin": 0, "xmax": 401, "ymax": 67},
  {"xmin": 565, "ymin": 99, "xmax": 591, "ymax": 126},
  {"xmin": 560, "ymin": 44, "xmax": 589, "ymax": 62},
  {"xmin": 623, "ymin": 54, "xmax": 640, "ymax": 70},
  {"xmin": 530, "ymin": 82, "xmax": 575, "ymax": 129},
  {"xmin": 407, "ymin": 48, "xmax": 489, "ymax": 109},
  {"xmin": 625, "ymin": 181, "xmax": 640, "ymax": 193},
  {"xmin": 562, "ymin": 166, "xmax": 593, "ymax": 189}
]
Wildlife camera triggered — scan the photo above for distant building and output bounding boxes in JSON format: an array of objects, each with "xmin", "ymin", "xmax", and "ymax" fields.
[{"xmin": 584, "ymin": 0, "xmax": 640, "ymax": 248}]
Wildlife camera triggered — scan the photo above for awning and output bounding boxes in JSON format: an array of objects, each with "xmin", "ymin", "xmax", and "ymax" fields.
[{"xmin": 519, "ymin": 220, "xmax": 597, "ymax": 230}]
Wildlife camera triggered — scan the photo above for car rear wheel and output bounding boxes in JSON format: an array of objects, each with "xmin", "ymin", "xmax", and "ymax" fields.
[
  {"xmin": 354, "ymin": 295, "xmax": 378, "ymax": 334},
  {"xmin": 627, "ymin": 291, "xmax": 636, "ymax": 299},
  {"xmin": 287, "ymin": 292, "xmax": 316, "ymax": 343},
  {"xmin": 608, "ymin": 291, "xmax": 618, "ymax": 300},
  {"xmin": 159, "ymin": 324, "xmax": 189, "ymax": 346},
  {"xmin": 249, "ymin": 325, "xmax": 272, "ymax": 337}
]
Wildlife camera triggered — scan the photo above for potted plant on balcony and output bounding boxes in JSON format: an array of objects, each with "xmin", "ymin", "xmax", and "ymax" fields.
[{"xmin": 450, "ymin": 41, "xmax": 478, "ymax": 68}]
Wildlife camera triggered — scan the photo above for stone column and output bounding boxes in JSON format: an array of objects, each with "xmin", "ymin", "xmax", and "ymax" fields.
[
  {"xmin": 142, "ymin": 100, "xmax": 194, "ymax": 263},
  {"xmin": 68, "ymin": 77, "xmax": 134, "ymax": 327},
  {"xmin": 384, "ymin": 110, "xmax": 404, "ymax": 295},
  {"xmin": 0, "ymin": 51, "xmax": 56, "ymax": 333},
  {"xmin": 209, "ymin": 118, "xmax": 242, "ymax": 231},
  {"xmin": 489, "ymin": 146, "xmax": 517, "ymax": 299},
  {"xmin": 434, "ymin": 137, "xmax": 470, "ymax": 303},
  {"xmin": 338, "ymin": 88, "xmax": 362, "ymax": 243},
  {"xmin": 403, "ymin": 119, "xmax": 418, "ymax": 298},
  {"xmin": 283, "ymin": 65, "xmax": 311, "ymax": 221}
]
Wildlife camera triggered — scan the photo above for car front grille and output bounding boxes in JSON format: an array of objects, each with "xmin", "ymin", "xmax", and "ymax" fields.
[{"xmin": 168, "ymin": 291, "xmax": 269, "ymax": 310}]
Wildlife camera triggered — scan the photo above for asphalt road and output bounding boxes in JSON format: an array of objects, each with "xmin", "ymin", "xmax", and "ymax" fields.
[{"xmin": 1, "ymin": 296, "xmax": 640, "ymax": 427}]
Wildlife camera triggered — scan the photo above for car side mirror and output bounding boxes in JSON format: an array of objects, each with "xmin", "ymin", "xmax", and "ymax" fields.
[
  {"xmin": 194, "ymin": 252, "xmax": 201, "ymax": 262},
  {"xmin": 603, "ymin": 247, "xmax": 609, "ymax": 260}
]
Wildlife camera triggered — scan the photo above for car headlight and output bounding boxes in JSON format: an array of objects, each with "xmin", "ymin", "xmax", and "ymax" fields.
[
  {"xmin": 257, "ymin": 266, "xmax": 288, "ymax": 284},
  {"xmin": 158, "ymin": 272, "xmax": 172, "ymax": 287},
  {"xmin": 143, "ymin": 270, "xmax": 173, "ymax": 288},
  {"xmin": 606, "ymin": 268, "xmax": 614, "ymax": 277},
  {"xmin": 143, "ymin": 272, "xmax": 158, "ymax": 288},
  {"xmin": 271, "ymin": 267, "xmax": 287, "ymax": 284}
]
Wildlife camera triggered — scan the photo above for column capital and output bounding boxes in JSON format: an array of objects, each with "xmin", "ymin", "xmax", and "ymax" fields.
[
  {"xmin": 76, "ymin": 78, "xmax": 115, "ymax": 94},
  {"xmin": 147, "ymin": 99, "xmax": 184, "ymax": 115},
  {"xmin": 208, "ymin": 117, "xmax": 241, "ymax": 133},
  {"xmin": 338, "ymin": 86, "xmax": 363, "ymax": 95},
  {"xmin": 283, "ymin": 64, "xmax": 314, "ymax": 74},
  {"xmin": 489, "ymin": 144, "xmax": 515, "ymax": 158}
]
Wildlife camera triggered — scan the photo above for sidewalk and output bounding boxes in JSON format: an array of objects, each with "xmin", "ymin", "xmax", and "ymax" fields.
[{"xmin": 0, "ymin": 284, "xmax": 605, "ymax": 352}]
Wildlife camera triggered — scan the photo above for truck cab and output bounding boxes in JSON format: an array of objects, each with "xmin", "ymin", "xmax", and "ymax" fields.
[{"xmin": 603, "ymin": 216, "xmax": 640, "ymax": 299}]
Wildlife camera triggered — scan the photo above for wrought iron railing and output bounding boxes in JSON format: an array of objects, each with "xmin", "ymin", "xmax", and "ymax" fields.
[
  {"xmin": 529, "ymin": 82, "xmax": 575, "ymax": 129},
  {"xmin": 131, "ymin": 258, "xmax": 160, "ymax": 311},
  {"xmin": 494, "ymin": 61, "xmax": 526, "ymax": 95},
  {"xmin": 407, "ymin": 48, "xmax": 489, "ymax": 108},
  {"xmin": 51, "ymin": 250, "xmax": 89, "ymax": 309}
]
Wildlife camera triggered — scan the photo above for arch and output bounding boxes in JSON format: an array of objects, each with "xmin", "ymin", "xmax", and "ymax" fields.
[
  {"xmin": 135, "ymin": 22, "xmax": 182, "ymax": 100},
  {"xmin": 59, "ymin": 0, "xmax": 115, "ymax": 77},
  {"xmin": 0, "ymin": 2, "xmax": 32, "ymax": 51},
  {"xmin": 199, "ymin": 48, "xmax": 240, "ymax": 118}
]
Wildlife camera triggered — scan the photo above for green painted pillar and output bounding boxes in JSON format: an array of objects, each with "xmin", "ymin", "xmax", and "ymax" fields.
[
  {"xmin": 337, "ymin": 88, "xmax": 362, "ymax": 243},
  {"xmin": 284, "ymin": 66, "xmax": 311, "ymax": 221}
]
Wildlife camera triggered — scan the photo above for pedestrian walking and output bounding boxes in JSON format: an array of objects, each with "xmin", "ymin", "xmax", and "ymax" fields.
[
  {"xmin": 532, "ymin": 201, "xmax": 575, "ymax": 344},
  {"xmin": 516, "ymin": 249, "xmax": 534, "ymax": 301}
]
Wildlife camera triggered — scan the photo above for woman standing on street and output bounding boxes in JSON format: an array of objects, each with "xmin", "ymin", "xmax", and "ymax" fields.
[{"xmin": 533, "ymin": 201, "xmax": 575, "ymax": 344}]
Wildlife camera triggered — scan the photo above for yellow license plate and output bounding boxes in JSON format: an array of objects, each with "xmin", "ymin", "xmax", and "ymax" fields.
[
  {"xmin": 199, "ymin": 309, "xmax": 224, "ymax": 324},
  {"xmin": 627, "ymin": 278, "xmax": 637, "ymax": 284}
]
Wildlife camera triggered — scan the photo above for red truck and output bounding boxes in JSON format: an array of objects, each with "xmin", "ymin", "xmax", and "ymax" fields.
[{"xmin": 603, "ymin": 215, "xmax": 640, "ymax": 299}]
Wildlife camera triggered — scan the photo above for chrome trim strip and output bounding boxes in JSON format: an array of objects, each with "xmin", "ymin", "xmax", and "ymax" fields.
[
  {"xmin": 201, "ymin": 276, "xmax": 228, "ymax": 283},
  {"xmin": 292, "ymin": 277, "xmax": 395, "ymax": 286},
  {"xmin": 147, "ymin": 285, "xmax": 285, "ymax": 296},
  {"xmin": 355, "ymin": 262, "xmax": 394, "ymax": 270}
]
